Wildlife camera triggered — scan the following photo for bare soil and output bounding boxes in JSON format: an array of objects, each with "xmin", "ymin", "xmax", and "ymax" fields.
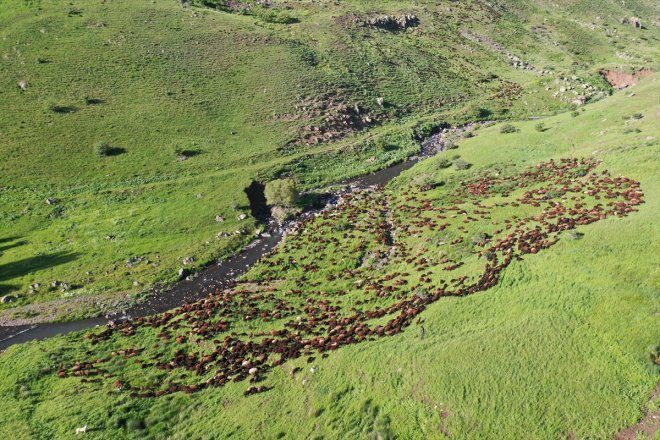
[{"xmin": 600, "ymin": 68, "xmax": 654, "ymax": 89}]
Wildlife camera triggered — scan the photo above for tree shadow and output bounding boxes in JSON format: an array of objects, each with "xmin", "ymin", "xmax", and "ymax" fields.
[
  {"xmin": 85, "ymin": 97, "xmax": 105, "ymax": 105},
  {"xmin": 0, "ymin": 284, "xmax": 19, "ymax": 295},
  {"xmin": 50, "ymin": 105, "xmax": 78, "ymax": 114},
  {"xmin": 178, "ymin": 149, "xmax": 203, "ymax": 158},
  {"xmin": 0, "ymin": 236, "xmax": 22, "ymax": 245},
  {"xmin": 0, "ymin": 240, "xmax": 28, "ymax": 253},
  {"xmin": 244, "ymin": 181, "xmax": 271, "ymax": 223},
  {"xmin": 103, "ymin": 147, "xmax": 126, "ymax": 156},
  {"xmin": 0, "ymin": 252, "xmax": 79, "ymax": 282}
]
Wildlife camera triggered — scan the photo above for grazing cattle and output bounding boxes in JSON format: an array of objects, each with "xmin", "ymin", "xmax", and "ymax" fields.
[{"xmin": 67, "ymin": 158, "xmax": 643, "ymax": 398}]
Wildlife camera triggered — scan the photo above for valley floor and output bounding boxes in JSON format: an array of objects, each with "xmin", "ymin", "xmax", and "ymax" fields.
[{"xmin": 0, "ymin": 79, "xmax": 657, "ymax": 439}]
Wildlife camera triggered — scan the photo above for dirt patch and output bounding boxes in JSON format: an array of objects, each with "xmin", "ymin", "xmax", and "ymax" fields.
[
  {"xmin": 615, "ymin": 383, "xmax": 660, "ymax": 440},
  {"xmin": 0, "ymin": 290, "xmax": 131, "ymax": 326},
  {"xmin": 600, "ymin": 68, "xmax": 653, "ymax": 89}
]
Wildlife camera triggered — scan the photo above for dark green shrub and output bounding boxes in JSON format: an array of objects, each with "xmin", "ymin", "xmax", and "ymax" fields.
[
  {"xmin": 453, "ymin": 159, "xmax": 471, "ymax": 170},
  {"xmin": 265, "ymin": 179, "xmax": 300, "ymax": 207},
  {"xmin": 95, "ymin": 142, "xmax": 125, "ymax": 157},
  {"xmin": 534, "ymin": 122, "xmax": 547, "ymax": 132},
  {"xmin": 500, "ymin": 124, "xmax": 517, "ymax": 134},
  {"xmin": 256, "ymin": 9, "xmax": 298, "ymax": 24},
  {"xmin": 566, "ymin": 229, "xmax": 584, "ymax": 240},
  {"xmin": 436, "ymin": 159, "xmax": 452, "ymax": 169},
  {"xmin": 95, "ymin": 142, "xmax": 112, "ymax": 157}
]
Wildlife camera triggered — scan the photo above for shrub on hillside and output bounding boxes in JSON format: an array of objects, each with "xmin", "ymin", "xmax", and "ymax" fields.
[
  {"xmin": 500, "ymin": 124, "xmax": 518, "ymax": 134},
  {"xmin": 534, "ymin": 122, "xmax": 547, "ymax": 132},
  {"xmin": 566, "ymin": 229, "xmax": 584, "ymax": 240},
  {"xmin": 95, "ymin": 142, "xmax": 112, "ymax": 157},
  {"xmin": 265, "ymin": 179, "xmax": 300, "ymax": 208},
  {"xmin": 255, "ymin": 9, "xmax": 298, "ymax": 24},
  {"xmin": 436, "ymin": 159, "xmax": 452, "ymax": 169},
  {"xmin": 95, "ymin": 142, "xmax": 124, "ymax": 157},
  {"xmin": 412, "ymin": 173, "xmax": 435, "ymax": 191},
  {"xmin": 453, "ymin": 159, "xmax": 471, "ymax": 170}
]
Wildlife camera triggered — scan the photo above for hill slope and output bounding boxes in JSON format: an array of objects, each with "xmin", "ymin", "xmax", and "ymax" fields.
[
  {"xmin": 0, "ymin": 76, "xmax": 657, "ymax": 439},
  {"xmin": 1, "ymin": 0, "xmax": 659, "ymax": 320}
]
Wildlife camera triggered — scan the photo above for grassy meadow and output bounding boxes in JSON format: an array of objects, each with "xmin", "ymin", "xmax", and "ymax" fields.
[
  {"xmin": 1, "ymin": 0, "xmax": 659, "ymax": 321},
  {"xmin": 0, "ymin": 77, "xmax": 657, "ymax": 439}
]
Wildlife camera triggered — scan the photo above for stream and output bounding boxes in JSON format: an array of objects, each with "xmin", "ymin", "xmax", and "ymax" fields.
[{"xmin": 0, "ymin": 159, "xmax": 420, "ymax": 349}]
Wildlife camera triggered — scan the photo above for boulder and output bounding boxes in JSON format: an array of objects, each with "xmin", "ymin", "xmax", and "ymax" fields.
[
  {"xmin": 18, "ymin": 80, "xmax": 28, "ymax": 90},
  {"xmin": 622, "ymin": 17, "xmax": 642, "ymax": 28},
  {"xmin": 177, "ymin": 268, "xmax": 189, "ymax": 280},
  {"xmin": 1, "ymin": 295, "xmax": 16, "ymax": 304},
  {"xmin": 215, "ymin": 215, "xmax": 225, "ymax": 222}
]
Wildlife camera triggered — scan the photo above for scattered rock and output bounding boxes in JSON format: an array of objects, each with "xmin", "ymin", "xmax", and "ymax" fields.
[
  {"xmin": 17, "ymin": 80, "xmax": 28, "ymax": 90},
  {"xmin": 238, "ymin": 214, "xmax": 247, "ymax": 221},
  {"xmin": 621, "ymin": 17, "xmax": 642, "ymax": 28},
  {"xmin": 177, "ymin": 268, "xmax": 189, "ymax": 280},
  {"xmin": 366, "ymin": 14, "xmax": 419, "ymax": 31},
  {"xmin": 182, "ymin": 257, "xmax": 194, "ymax": 265},
  {"xmin": 376, "ymin": 97, "xmax": 385, "ymax": 107},
  {"xmin": 1, "ymin": 295, "xmax": 16, "ymax": 304},
  {"xmin": 46, "ymin": 197, "xmax": 59, "ymax": 205},
  {"xmin": 215, "ymin": 215, "xmax": 225, "ymax": 222}
]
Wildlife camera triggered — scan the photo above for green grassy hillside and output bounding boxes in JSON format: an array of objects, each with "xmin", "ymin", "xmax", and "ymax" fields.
[
  {"xmin": 1, "ymin": 0, "xmax": 658, "ymax": 320},
  {"xmin": 0, "ymin": 77, "xmax": 657, "ymax": 439}
]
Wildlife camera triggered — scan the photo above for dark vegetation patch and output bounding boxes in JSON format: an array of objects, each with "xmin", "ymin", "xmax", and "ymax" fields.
[{"xmin": 95, "ymin": 142, "xmax": 126, "ymax": 157}]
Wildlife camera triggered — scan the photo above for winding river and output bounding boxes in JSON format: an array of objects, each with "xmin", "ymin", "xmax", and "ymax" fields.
[{"xmin": 0, "ymin": 159, "xmax": 420, "ymax": 349}]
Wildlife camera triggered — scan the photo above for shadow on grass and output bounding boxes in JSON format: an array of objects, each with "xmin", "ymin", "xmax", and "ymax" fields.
[
  {"xmin": 50, "ymin": 105, "xmax": 78, "ymax": 114},
  {"xmin": 179, "ymin": 149, "xmax": 203, "ymax": 158},
  {"xmin": 85, "ymin": 97, "xmax": 105, "ymax": 105},
  {"xmin": 0, "ymin": 284, "xmax": 19, "ymax": 295},
  {"xmin": 106, "ymin": 147, "xmax": 126, "ymax": 156},
  {"xmin": 0, "ymin": 240, "xmax": 28, "ymax": 253},
  {"xmin": 0, "ymin": 252, "xmax": 79, "ymax": 282},
  {"xmin": 0, "ymin": 236, "xmax": 22, "ymax": 245}
]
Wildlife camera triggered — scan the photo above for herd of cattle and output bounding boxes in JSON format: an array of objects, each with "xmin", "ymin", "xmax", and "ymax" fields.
[{"xmin": 59, "ymin": 157, "xmax": 644, "ymax": 398}]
